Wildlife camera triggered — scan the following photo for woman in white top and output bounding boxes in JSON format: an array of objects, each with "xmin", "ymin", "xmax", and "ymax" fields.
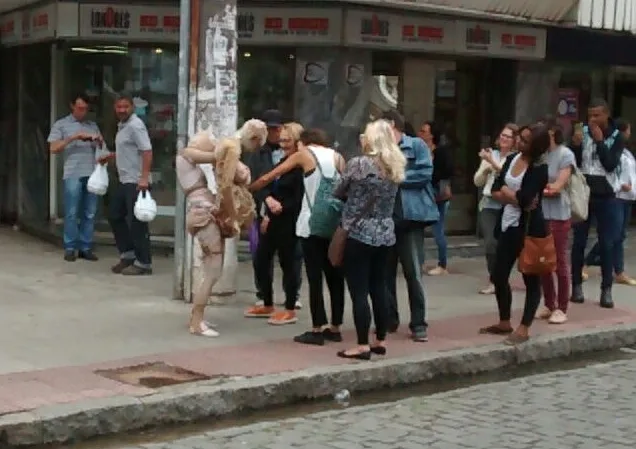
[
  {"xmin": 250, "ymin": 128, "xmax": 347, "ymax": 346},
  {"xmin": 473, "ymin": 123, "xmax": 520, "ymax": 294}
]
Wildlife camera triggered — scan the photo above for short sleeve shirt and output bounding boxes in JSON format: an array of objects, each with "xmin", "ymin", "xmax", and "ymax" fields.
[
  {"xmin": 542, "ymin": 145, "xmax": 576, "ymax": 220},
  {"xmin": 47, "ymin": 115, "xmax": 102, "ymax": 179},
  {"xmin": 115, "ymin": 114, "xmax": 152, "ymax": 184}
]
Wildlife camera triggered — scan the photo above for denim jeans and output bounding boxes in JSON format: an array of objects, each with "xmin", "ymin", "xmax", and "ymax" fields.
[
  {"xmin": 386, "ymin": 226, "xmax": 427, "ymax": 332},
  {"xmin": 585, "ymin": 199, "xmax": 632, "ymax": 275},
  {"xmin": 63, "ymin": 176, "xmax": 97, "ymax": 252},
  {"xmin": 108, "ymin": 182, "xmax": 152, "ymax": 268},
  {"xmin": 432, "ymin": 200, "xmax": 449, "ymax": 268},
  {"xmin": 572, "ymin": 196, "xmax": 621, "ymax": 289}
]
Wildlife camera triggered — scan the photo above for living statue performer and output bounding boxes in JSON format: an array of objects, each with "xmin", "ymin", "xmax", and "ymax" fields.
[{"xmin": 176, "ymin": 119, "xmax": 267, "ymax": 337}]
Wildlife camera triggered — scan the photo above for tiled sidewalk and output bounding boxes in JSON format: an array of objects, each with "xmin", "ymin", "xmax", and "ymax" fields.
[{"xmin": 0, "ymin": 301, "xmax": 633, "ymax": 416}]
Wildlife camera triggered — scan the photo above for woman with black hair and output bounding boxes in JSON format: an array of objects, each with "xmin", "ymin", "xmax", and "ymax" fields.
[
  {"xmin": 419, "ymin": 120, "xmax": 454, "ymax": 275},
  {"xmin": 479, "ymin": 123, "xmax": 550, "ymax": 345}
]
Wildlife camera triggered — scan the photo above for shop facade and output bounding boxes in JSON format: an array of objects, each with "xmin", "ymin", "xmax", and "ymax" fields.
[{"xmin": 0, "ymin": 0, "xmax": 549, "ymax": 237}]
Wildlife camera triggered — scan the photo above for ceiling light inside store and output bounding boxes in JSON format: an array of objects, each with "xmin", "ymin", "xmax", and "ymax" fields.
[
  {"xmin": 289, "ymin": 54, "xmax": 295, "ymax": 59},
  {"xmin": 155, "ymin": 48, "xmax": 163, "ymax": 54},
  {"xmin": 243, "ymin": 52, "xmax": 251, "ymax": 58},
  {"xmin": 71, "ymin": 47, "xmax": 128, "ymax": 55}
]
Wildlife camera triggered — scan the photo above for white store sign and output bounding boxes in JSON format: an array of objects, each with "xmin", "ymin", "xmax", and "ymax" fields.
[
  {"xmin": 344, "ymin": 10, "xmax": 546, "ymax": 60},
  {"xmin": 237, "ymin": 7, "xmax": 342, "ymax": 45},
  {"xmin": 0, "ymin": 3, "xmax": 57, "ymax": 45},
  {"xmin": 78, "ymin": 4, "xmax": 180, "ymax": 41}
]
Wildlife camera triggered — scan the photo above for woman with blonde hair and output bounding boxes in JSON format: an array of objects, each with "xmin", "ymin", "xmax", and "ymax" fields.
[
  {"xmin": 333, "ymin": 119, "xmax": 406, "ymax": 360},
  {"xmin": 250, "ymin": 127, "xmax": 347, "ymax": 345}
]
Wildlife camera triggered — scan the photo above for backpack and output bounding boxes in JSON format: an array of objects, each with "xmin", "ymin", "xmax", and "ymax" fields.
[
  {"xmin": 566, "ymin": 163, "xmax": 590, "ymax": 223},
  {"xmin": 305, "ymin": 148, "xmax": 343, "ymax": 239}
]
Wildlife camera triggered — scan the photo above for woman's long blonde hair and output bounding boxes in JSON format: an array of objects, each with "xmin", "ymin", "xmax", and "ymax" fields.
[
  {"xmin": 283, "ymin": 122, "xmax": 304, "ymax": 144},
  {"xmin": 362, "ymin": 120, "xmax": 406, "ymax": 183}
]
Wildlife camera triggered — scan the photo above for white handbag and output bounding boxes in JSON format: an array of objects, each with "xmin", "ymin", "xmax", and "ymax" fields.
[
  {"xmin": 134, "ymin": 191, "xmax": 157, "ymax": 222},
  {"xmin": 567, "ymin": 165, "xmax": 590, "ymax": 223},
  {"xmin": 87, "ymin": 164, "xmax": 109, "ymax": 196}
]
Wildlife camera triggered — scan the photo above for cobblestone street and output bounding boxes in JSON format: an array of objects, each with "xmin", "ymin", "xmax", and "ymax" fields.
[{"xmin": 118, "ymin": 358, "xmax": 636, "ymax": 449}]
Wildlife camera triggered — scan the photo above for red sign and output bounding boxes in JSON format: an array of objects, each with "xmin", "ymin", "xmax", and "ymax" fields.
[
  {"xmin": 163, "ymin": 16, "xmax": 179, "ymax": 28},
  {"xmin": 402, "ymin": 24, "xmax": 444, "ymax": 42},
  {"xmin": 501, "ymin": 33, "xmax": 537, "ymax": 49},
  {"xmin": 263, "ymin": 16, "xmax": 331, "ymax": 35},
  {"xmin": 32, "ymin": 13, "xmax": 49, "ymax": 29},
  {"xmin": 140, "ymin": 15, "xmax": 158, "ymax": 28},
  {"xmin": 0, "ymin": 19, "xmax": 14, "ymax": 36}
]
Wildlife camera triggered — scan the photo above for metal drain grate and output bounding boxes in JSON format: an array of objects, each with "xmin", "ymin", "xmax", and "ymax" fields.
[{"xmin": 95, "ymin": 362, "xmax": 211, "ymax": 388}]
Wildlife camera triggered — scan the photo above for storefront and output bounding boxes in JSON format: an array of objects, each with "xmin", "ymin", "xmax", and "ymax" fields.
[{"xmin": 0, "ymin": 1, "xmax": 548, "ymax": 237}]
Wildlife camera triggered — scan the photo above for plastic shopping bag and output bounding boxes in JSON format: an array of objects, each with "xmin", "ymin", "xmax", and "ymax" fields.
[
  {"xmin": 133, "ymin": 190, "xmax": 157, "ymax": 222},
  {"xmin": 87, "ymin": 164, "xmax": 109, "ymax": 196}
]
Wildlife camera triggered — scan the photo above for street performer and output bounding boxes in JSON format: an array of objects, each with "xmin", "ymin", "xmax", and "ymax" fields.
[{"xmin": 176, "ymin": 119, "xmax": 266, "ymax": 337}]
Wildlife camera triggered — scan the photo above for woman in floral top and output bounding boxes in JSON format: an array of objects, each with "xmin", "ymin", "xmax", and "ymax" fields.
[{"xmin": 333, "ymin": 119, "xmax": 407, "ymax": 360}]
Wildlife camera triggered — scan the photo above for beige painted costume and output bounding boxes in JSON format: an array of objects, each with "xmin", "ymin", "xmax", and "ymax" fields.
[{"xmin": 176, "ymin": 132, "xmax": 255, "ymax": 306}]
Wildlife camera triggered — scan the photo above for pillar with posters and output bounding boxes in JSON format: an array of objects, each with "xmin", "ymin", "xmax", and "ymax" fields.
[{"xmin": 185, "ymin": 0, "xmax": 239, "ymax": 302}]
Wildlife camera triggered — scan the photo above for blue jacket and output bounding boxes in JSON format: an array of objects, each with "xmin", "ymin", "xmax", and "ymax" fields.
[{"xmin": 393, "ymin": 135, "xmax": 439, "ymax": 227}]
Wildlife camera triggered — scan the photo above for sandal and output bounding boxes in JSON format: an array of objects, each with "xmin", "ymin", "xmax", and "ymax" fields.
[
  {"xmin": 503, "ymin": 333, "xmax": 529, "ymax": 346},
  {"xmin": 190, "ymin": 321, "xmax": 220, "ymax": 338},
  {"xmin": 479, "ymin": 324, "xmax": 513, "ymax": 335}
]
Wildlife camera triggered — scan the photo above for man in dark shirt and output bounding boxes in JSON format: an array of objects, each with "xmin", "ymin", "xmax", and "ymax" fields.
[
  {"xmin": 570, "ymin": 98, "xmax": 624, "ymax": 308},
  {"xmin": 242, "ymin": 110, "xmax": 302, "ymax": 307}
]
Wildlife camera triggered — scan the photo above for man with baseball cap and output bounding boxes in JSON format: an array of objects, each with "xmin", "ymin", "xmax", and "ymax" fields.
[{"xmin": 242, "ymin": 109, "xmax": 303, "ymax": 308}]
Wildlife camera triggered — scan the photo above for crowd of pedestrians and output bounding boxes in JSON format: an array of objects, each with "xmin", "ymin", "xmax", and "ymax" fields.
[{"xmin": 49, "ymin": 93, "xmax": 635, "ymax": 357}]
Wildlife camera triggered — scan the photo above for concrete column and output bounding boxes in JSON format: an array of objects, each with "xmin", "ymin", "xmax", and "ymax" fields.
[{"xmin": 186, "ymin": 0, "xmax": 239, "ymax": 302}]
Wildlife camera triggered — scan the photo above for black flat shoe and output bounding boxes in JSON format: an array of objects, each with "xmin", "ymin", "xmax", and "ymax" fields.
[
  {"xmin": 337, "ymin": 350, "xmax": 371, "ymax": 360},
  {"xmin": 370, "ymin": 346, "xmax": 386, "ymax": 356}
]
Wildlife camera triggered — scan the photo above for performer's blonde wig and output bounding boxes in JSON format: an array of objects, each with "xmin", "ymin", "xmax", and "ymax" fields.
[{"xmin": 214, "ymin": 137, "xmax": 256, "ymax": 236}]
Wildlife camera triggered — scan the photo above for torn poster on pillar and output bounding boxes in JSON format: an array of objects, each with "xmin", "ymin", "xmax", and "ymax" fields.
[{"xmin": 215, "ymin": 69, "xmax": 237, "ymax": 107}]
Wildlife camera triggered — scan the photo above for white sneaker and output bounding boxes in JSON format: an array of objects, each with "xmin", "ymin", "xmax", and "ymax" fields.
[
  {"xmin": 295, "ymin": 300, "xmax": 302, "ymax": 310},
  {"xmin": 255, "ymin": 299, "xmax": 264, "ymax": 307},
  {"xmin": 548, "ymin": 310, "xmax": 567, "ymax": 324},
  {"xmin": 535, "ymin": 306, "xmax": 552, "ymax": 320}
]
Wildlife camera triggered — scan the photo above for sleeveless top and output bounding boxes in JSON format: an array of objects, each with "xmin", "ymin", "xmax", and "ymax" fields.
[
  {"xmin": 296, "ymin": 146, "xmax": 337, "ymax": 238},
  {"xmin": 501, "ymin": 154, "xmax": 526, "ymax": 232}
]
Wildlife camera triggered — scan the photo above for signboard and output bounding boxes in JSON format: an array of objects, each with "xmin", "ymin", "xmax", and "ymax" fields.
[
  {"xmin": 456, "ymin": 21, "xmax": 546, "ymax": 59},
  {"xmin": 344, "ymin": 10, "xmax": 392, "ymax": 46},
  {"xmin": 78, "ymin": 4, "xmax": 180, "ymax": 41},
  {"xmin": 237, "ymin": 7, "xmax": 342, "ymax": 44},
  {"xmin": 397, "ymin": 16, "xmax": 455, "ymax": 52},
  {"xmin": 1, "ymin": 3, "xmax": 57, "ymax": 45}
]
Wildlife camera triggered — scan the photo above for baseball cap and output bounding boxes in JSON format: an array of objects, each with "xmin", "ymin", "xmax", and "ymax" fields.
[{"xmin": 261, "ymin": 109, "xmax": 283, "ymax": 128}]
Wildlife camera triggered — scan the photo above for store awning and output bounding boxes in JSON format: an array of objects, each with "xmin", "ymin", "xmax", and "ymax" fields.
[
  {"xmin": 342, "ymin": 0, "xmax": 579, "ymax": 24},
  {"xmin": 577, "ymin": 0, "xmax": 636, "ymax": 32},
  {"xmin": 0, "ymin": 0, "xmax": 39, "ymax": 14}
]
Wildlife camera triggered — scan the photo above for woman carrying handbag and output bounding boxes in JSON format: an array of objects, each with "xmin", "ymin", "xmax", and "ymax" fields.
[{"xmin": 479, "ymin": 123, "xmax": 553, "ymax": 345}]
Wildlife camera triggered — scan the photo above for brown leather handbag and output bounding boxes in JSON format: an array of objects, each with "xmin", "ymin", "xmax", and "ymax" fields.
[
  {"xmin": 328, "ymin": 195, "xmax": 377, "ymax": 267},
  {"xmin": 517, "ymin": 211, "xmax": 557, "ymax": 275}
]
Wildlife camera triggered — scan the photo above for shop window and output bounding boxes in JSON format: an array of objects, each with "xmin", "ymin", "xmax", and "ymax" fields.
[
  {"xmin": 0, "ymin": 47, "xmax": 19, "ymax": 223},
  {"xmin": 237, "ymin": 47, "xmax": 295, "ymax": 122},
  {"xmin": 62, "ymin": 43, "xmax": 178, "ymax": 236}
]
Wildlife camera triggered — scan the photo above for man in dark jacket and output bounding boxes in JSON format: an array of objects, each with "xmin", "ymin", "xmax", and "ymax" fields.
[
  {"xmin": 242, "ymin": 110, "xmax": 302, "ymax": 307},
  {"xmin": 570, "ymin": 98, "xmax": 624, "ymax": 308}
]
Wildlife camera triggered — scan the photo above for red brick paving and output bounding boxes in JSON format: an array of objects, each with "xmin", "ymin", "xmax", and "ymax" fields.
[{"xmin": 0, "ymin": 301, "xmax": 633, "ymax": 416}]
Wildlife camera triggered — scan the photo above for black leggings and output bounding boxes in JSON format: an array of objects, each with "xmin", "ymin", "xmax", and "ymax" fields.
[
  {"xmin": 343, "ymin": 238, "xmax": 390, "ymax": 345},
  {"xmin": 301, "ymin": 236, "xmax": 345, "ymax": 328},
  {"xmin": 492, "ymin": 226, "xmax": 541, "ymax": 327}
]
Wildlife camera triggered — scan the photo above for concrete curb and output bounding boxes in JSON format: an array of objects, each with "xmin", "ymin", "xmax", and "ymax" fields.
[{"xmin": 2, "ymin": 324, "xmax": 636, "ymax": 446}]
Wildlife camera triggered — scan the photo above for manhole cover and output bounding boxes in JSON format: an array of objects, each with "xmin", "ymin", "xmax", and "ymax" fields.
[{"xmin": 95, "ymin": 362, "xmax": 211, "ymax": 388}]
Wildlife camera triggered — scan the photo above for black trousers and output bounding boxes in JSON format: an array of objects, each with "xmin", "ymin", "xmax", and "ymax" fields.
[
  {"xmin": 492, "ymin": 225, "xmax": 541, "ymax": 327},
  {"xmin": 301, "ymin": 236, "xmax": 345, "ymax": 328},
  {"xmin": 255, "ymin": 226, "xmax": 301, "ymax": 310},
  {"xmin": 343, "ymin": 238, "xmax": 390, "ymax": 345},
  {"xmin": 253, "ymin": 220, "xmax": 302, "ymax": 301},
  {"xmin": 108, "ymin": 182, "xmax": 152, "ymax": 267}
]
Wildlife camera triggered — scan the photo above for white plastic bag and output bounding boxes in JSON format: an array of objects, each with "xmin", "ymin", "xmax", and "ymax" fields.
[
  {"xmin": 134, "ymin": 190, "xmax": 157, "ymax": 222},
  {"xmin": 87, "ymin": 164, "xmax": 109, "ymax": 196}
]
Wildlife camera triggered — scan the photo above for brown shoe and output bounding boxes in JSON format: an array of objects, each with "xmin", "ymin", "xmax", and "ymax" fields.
[
  {"xmin": 121, "ymin": 265, "xmax": 153, "ymax": 276},
  {"xmin": 111, "ymin": 259, "xmax": 135, "ymax": 274},
  {"xmin": 616, "ymin": 273, "xmax": 636, "ymax": 286}
]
